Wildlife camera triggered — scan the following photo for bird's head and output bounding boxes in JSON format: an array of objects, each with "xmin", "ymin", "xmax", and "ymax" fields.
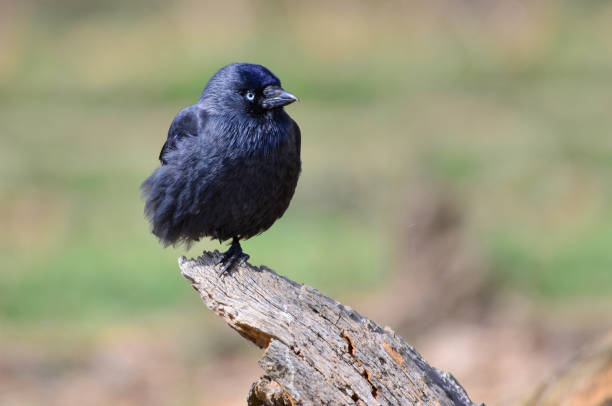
[{"xmin": 199, "ymin": 63, "xmax": 298, "ymax": 116}]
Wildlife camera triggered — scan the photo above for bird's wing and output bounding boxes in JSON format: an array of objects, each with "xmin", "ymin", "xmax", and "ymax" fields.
[{"xmin": 159, "ymin": 105, "xmax": 207, "ymax": 164}]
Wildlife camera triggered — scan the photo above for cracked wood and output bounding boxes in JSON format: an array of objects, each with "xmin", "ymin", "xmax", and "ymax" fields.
[{"xmin": 179, "ymin": 251, "xmax": 482, "ymax": 406}]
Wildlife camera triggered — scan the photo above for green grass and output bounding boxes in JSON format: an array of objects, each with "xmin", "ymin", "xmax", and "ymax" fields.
[
  {"xmin": 0, "ymin": 207, "xmax": 390, "ymax": 321},
  {"xmin": 488, "ymin": 217, "xmax": 612, "ymax": 298},
  {"xmin": 2, "ymin": 1, "xmax": 612, "ymax": 324}
]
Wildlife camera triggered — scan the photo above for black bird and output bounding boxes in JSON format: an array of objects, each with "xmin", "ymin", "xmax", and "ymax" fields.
[{"xmin": 141, "ymin": 63, "xmax": 301, "ymax": 273}]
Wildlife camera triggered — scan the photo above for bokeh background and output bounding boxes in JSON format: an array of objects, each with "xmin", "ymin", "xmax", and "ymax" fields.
[{"xmin": 2, "ymin": 1, "xmax": 612, "ymax": 405}]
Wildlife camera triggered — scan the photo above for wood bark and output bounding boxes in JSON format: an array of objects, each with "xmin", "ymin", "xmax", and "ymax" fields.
[{"xmin": 179, "ymin": 251, "xmax": 483, "ymax": 406}]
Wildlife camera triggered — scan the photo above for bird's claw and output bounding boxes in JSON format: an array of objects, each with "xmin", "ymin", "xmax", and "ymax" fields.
[
  {"xmin": 218, "ymin": 252, "xmax": 249, "ymax": 276},
  {"xmin": 217, "ymin": 238, "xmax": 249, "ymax": 276}
]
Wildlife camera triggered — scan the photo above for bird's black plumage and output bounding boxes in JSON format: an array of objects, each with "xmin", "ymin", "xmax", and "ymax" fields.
[{"xmin": 141, "ymin": 63, "xmax": 301, "ymax": 270}]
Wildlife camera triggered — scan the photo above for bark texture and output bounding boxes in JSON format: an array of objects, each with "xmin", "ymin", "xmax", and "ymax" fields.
[{"xmin": 179, "ymin": 251, "xmax": 482, "ymax": 406}]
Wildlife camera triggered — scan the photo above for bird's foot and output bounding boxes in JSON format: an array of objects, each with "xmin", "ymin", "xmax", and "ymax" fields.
[{"xmin": 218, "ymin": 238, "xmax": 249, "ymax": 276}]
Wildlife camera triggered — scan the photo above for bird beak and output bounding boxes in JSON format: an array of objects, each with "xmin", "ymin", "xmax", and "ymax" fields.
[{"xmin": 262, "ymin": 86, "xmax": 299, "ymax": 109}]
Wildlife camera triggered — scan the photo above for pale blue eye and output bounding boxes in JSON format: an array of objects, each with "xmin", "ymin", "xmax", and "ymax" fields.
[{"xmin": 245, "ymin": 91, "xmax": 255, "ymax": 101}]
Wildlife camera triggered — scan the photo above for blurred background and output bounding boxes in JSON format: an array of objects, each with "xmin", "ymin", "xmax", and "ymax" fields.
[{"xmin": 1, "ymin": 0, "xmax": 612, "ymax": 405}]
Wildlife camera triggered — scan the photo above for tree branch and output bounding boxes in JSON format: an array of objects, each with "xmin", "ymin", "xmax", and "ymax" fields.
[{"xmin": 179, "ymin": 251, "xmax": 482, "ymax": 406}]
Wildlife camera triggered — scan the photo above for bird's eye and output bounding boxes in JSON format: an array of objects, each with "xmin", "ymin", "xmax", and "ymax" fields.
[{"xmin": 245, "ymin": 91, "xmax": 255, "ymax": 102}]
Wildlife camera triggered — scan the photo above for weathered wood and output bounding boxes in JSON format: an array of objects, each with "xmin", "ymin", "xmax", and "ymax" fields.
[
  {"xmin": 525, "ymin": 333, "xmax": 612, "ymax": 406},
  {"xmin": 179, "ymin": 251, "xmax": 482, "ymax": 406}
]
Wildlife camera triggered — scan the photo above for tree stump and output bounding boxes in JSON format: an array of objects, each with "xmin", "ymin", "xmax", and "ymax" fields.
[{"xmin": 179, "ymin": 251, "xmax": 482, "ymax": 406}]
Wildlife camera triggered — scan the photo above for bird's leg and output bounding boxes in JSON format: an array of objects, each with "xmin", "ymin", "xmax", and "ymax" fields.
[{"xmin": 218, "ymin": 237, "xmax": 249, "ymax": 276}]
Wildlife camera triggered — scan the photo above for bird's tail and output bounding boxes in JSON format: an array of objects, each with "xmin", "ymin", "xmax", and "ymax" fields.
[{"xmin": 140, "ymin": 166, "xmax": 189, "ymax": 247}]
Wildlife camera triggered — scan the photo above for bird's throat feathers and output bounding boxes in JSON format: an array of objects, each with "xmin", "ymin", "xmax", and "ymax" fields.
[{"xmin": 221, "ymin": 110, "xmax": 290, "ymax": 156}]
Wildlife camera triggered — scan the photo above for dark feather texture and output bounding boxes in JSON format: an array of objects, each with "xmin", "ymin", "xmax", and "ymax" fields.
[{"xmin": 141, "ymin": 63, "xmax": 301, "ymax": 248}]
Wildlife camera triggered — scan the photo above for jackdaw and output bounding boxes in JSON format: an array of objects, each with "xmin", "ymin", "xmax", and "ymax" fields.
[{"xmin": 141, "ymin": 63, "xmax": 301, "ymax": 274}]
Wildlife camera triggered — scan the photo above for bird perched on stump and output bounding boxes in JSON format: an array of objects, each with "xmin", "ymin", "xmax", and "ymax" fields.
[{"xmin": 141, "ymin": 63, "xmax": 301, "ymax": 274}]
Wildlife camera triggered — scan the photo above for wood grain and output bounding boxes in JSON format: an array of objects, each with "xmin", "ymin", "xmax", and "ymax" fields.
[{"xmin": 179, "ymin": 251, "xmax": 481, "ymax": 406}]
